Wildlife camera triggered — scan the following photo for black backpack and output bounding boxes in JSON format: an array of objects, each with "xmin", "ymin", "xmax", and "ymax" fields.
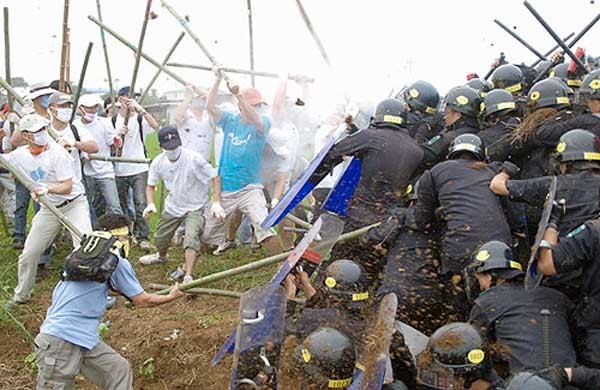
[{"xmin": 62, "ymin": 231, "xmax": 120, "ymax": 283}]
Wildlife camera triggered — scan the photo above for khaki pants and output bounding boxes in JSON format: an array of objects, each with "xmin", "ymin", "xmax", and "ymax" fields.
[
  {"xmin": 154, "ymin": 209, "xmax": 205, "ymax": 253},
  {"xmin": 13, "ymin": 196, "xmax": 92, "ymax": 303},
  {"xmin": 35, "ymin": 333, "xmax": 132, "ymax": 390}
]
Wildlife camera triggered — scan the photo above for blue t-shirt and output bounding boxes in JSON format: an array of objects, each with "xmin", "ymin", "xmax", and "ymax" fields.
[
  {"xmin": 40, "ymin": 257, "xmax": 144, "ymax": 350},
  {"xmin": 217, "ymin": 112, "xmax": 271, "ymax": 192}
]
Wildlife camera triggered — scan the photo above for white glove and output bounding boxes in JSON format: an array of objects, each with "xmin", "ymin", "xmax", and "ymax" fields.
[
  {"xmin": 81, "ymin": 152, "xmax": 90, "ymax": 161},
  {"xmin": 270, "ymin": 198, "xmax": 279, "ymax": 208},
  {"xmin": 212, "ymin": 65, "xmax": 223, "ymax": 77},
  {"xmin": 210, "ymin": 202, "xmax": 227, "ymax": 221},
  {"xmin": 143, "ymin": 203, "xmax": 157, "ymax": 219},
  {"xmin": 118, "ymin": 125, "xmax": 129, "ymax": 136},
  {"xmin": 31, "ymin": 186, "xmax": 49, "ymax": 202}
]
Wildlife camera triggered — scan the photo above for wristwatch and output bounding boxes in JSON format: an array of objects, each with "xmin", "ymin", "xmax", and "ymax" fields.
[{"xmin": 539, "ymin": 240, "xmax": 554, "ymax": 249}]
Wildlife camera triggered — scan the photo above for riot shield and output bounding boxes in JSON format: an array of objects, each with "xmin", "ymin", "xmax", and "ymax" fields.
[
  {"xmin": 395, "ymin": 321, "xmax": 429, "ymax": 366},
  {"xmin": 321, "ymin": 157, "xmax": 362, "ymax": 216}
]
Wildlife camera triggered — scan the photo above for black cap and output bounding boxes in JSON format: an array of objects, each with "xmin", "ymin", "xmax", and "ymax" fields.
[{"xmin": 158, "ymin": 127, "xmax": 182, "ymax": 150}]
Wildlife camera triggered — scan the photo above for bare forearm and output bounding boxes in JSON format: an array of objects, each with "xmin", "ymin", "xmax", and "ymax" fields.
[
  {"xmin": 211, "ymin": 176, "xmax": 222, "ymax": 203},
  {"xmin": 237, "ymin": 95, "xmax": 263, "ymax": 131},
  {"xmin": 207, "ymin": 76, "xmax": 222, "ymax": 121},
  {"xmin": 132, "ymin": 291, "xmax": 180, "ymax": 308},
  {"xmin": 273, "ymin": 172, "xmax": 289, "ymax": 200},
  {"xmin": 10, "ymin": 129, "xmax": 25, "ymax": 147},
  {"xmin": 76, "ymin": 140, "xmax": 99, "ymax": 154},
  {"xmin": 49, "ymin": 180, "xmax": 73, "ymax": 195},
  {"xmin": 489, "ymin": 173, "xmax": 510, "ymax": 196},
  {"xmin": 146, "ymin": 185, "xmax": 156, "ymax": 205},
  {"xmin": 142, "ymin": 111, "xmax": 159, "ymax": 130}
]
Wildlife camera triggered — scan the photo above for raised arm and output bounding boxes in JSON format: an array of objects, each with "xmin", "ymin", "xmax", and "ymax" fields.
[
  {"xmin": 207, "ymin": 70, "xmax": 223, "ymax": 123},
  {"xmin": 175, "ymin": 84, "xmax": 194, "ymax": 126}
]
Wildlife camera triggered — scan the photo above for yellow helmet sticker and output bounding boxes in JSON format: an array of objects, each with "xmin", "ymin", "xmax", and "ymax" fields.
[
  {"xmin": 352, "ymin": 292, "xmax": 369, "ymax": 301},
  {"xmin": 509, "ymin": 261, "xmax": 523, "ymax": 271},
  {"xmin": 404, "ymin": 184, "xmax": 413, "ymax": 196},
  {"xmin": 456, "ymin": 95, "xmax": 469, "ymax": 105},
  {"xmin": 567, "ymin": 79, "xmax": 582, "ymax": 87},
  {"xmin": 383, "ymin": 115, "xmax": 403, "ymax": 124},
  {"xmin": 480, "ymin": 102, "xmax": 486, "ymax": 112},
  {"xmin": 468, "ymin": 349, "xmax": 485, "ymax": 364},
  {"xmin": 583, "ymin": 152, "xmax": 600, "ymax": 161},
  {"xmin": 425, "ymin": 106, "xmax": 437, "ymax": 115},
  {"xmin": 529, "ymin": 91, "xmax": 541, "ymax": 101},
  {"xmin": 476, "ymin": 250, "xmax": 491, "ymax": 261},
  {"xmin": 556, "ymin": 142, "xmax": 567, "ymax": 153},
  {"xmin": 409, "ymin": 88, "xmax": 420, "ymax": 98},
  {"xmin": 496, "ymin": 102, "xmax": 516, "ymax": 110},
  {"xmin": 328, "ymin": 378, "xmax": 352, "ymax": 388},
  {"xmin": 325, "ymin": 277, "xmax": 337, "ymax": 288},
  {"xmin": 556, "ymin": 97, "xmax": 570, "ymax": 105},
  {"xmin": 506, "ymin": 83, "xmax": 522, "ymax": 93},
  {"xmin": 589, "ymin": 79, "xmax": 600, "ymax": 90},
  {"xmin": 301, "ymin": 348, "xmax": 312, "ymax": 363}
]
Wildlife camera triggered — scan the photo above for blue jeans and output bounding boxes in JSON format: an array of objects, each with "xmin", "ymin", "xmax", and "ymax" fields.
[
  {"xmin": 116, "ymin": 172, "xmax": 149, "ymax": 240},
  {"xmin": 13, "ymin": 181, "xmax": 52, "ymax": 264},
  {"xmin": 84, "ymin": 176, "xmax": 123, "ymax": 225}
]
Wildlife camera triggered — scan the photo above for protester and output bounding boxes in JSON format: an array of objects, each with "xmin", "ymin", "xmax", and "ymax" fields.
[{"xmin": 174, "ymin": 84, "xmax": 212, "ymax": 161}]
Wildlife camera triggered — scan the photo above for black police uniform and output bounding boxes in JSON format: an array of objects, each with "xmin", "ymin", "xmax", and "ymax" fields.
[
  {"xmin": 480, "ymin": 117, "xmax": 521, "ymax": 163},
  {"xmin": 469, "ymin": 279, "xmax": 577, "ymax": 374},
  {"xmin": 406, "ymin": 110, "xmax": 444, "ymax": 143},
  {"xmin": 420, "ymin": 116, "xmax": 480, "ymax": 167},
  {"xmin": 536, "ymin": 112, "xmax": 600, "ymax": 142},
  {"xmin": 551, "ymin": 218, "xmax": 600, "ymax": 368},
  {"xmin": 373, "ymin": 207, "xmax": 453, "ymax": 336}
]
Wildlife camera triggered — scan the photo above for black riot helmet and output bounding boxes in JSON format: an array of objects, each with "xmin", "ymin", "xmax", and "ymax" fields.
[
  {"xmin": 465, "ymin": 78, "xmax": 493, "ymax": 97},
  {"xmin": 401, "ymin": 80, "xmax": 440, "ymax": 115},
  {"xmin": 322, "ymin": 259, "xmax": 370, "ymax": 303},
  {"xmin": 490, "ymin": 64, "xmax": 524, "ymax": 95},
  {"xmin": 556, "ymin": 129, "xmax": 600, "ymax": 163},
  {"xmin": 482, "ymin": 89, "xmax": 516, "ymax": 119},
  {"xmin": 550, "ymin": 62, "xmax": 582, "ymax": 89},
  {"xmin": 448, "ymin": 133, "xmax": 484, "ymax": 161},
  {"xmin": 444, "ymin": 86, "xmax": 482, "ymax": 118},
  {"xmin": 535, "ymin": 60, "xmax": 554, "ymax": 75},
  {"xmin": 527, "ymin": 78, "xmax": 571, "ymax": 110},
  {"xmin": 469, "ymin": 241, "xmax": 523, "ymax": 280},
  {"xmin": 505, "ymin": 371, "xmax": 557, "ymax": 390},
  {"xmin": 418, "ymin": 322, "xmax": 492, "ymax": 389},
  {"xmin": 580, "ymin": 69, "xmax": 600, "ymax": 99},
  {"xmin": 372, "ymin": 98, "xmax": 407, "ymax": 129},
  {"xmin": 296, "ymin": 327, "xmax": 356, "ymax": 389}
]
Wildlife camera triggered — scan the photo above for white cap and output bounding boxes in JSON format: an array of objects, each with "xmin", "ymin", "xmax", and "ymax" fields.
[
  {"xmin": 267, "ymin": 126, "xmax": 290, "ymax": 157},
  {"xmin": 27, "ymin": 83, "xmax": 58, "ymax": 100},
  {"xmin": 79, "ymin": 94, "xmax": 103, "ymax": 108},
  {"xmin": 19, "ymin": 114, "xmax": 49, "ymax": 133}
]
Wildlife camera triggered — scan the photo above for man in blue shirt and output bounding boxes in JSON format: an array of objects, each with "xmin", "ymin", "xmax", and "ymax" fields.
[
  {"xmin": 203, "ymin": 68, "xmax": 281, "ymax": 255},
  {"xmin": 34, "ymin": 213, "xmax": 185, "ymax": 389}
]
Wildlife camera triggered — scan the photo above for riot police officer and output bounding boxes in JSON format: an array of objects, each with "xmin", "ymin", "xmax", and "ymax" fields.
[
  {"xmin": 400, "ymin": 80, "xmax": 444, "ymax": 142},
  {"xmin": 478, "ymin": 89, "xmax": 521, "ymax": 163},
  {"xmin": 415, "ymin": 134, "xmax": 512, "ymax": 319},
  {"xmin": 466, "ymin": 241, "xmax": 577, "ymax": 375},
  {"xmin": 466, "ymin": 78, "xmax": 493, "ymax": 97},
  {"xmin": 490, "ymin": 64, "xmax": 525, "ymax": 96}
]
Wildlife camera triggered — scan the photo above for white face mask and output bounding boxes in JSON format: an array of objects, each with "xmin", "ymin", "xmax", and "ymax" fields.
[
  {"xmin": 52, "ymin": 108, "xmax": 72, "ymax": 123},
  {"xmin": 31, "ymin": 130, "xmax": 50, "ymax": 146},
  {"xmin": 83, "ymin": 112, "xmax": 97, "ymax": 121},
  {"xmin": 163, "ymin": 147, "xmax": 181, "ymax": 161}
]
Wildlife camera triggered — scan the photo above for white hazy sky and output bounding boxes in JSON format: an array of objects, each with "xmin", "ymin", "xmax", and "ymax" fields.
[{"xmin": 1, "ymin": 0, "xmax": 599, "ymax": 106}]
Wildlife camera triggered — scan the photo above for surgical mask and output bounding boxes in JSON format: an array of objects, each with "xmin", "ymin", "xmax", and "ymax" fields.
[
  {"xmin": 163, "ymin": 147, "xmax": 181, "ymax": 161},
  {"xmin": 52, "ymin": 108, "xmax": 72, "ymax": 123},
  {"xmin": 39, "ymin": 95, "xmax": 50, "ymax": 108},
  {"xmin": 83, "ymin": 112, "xmax": 97, "ymax": 122},
  {"xmin": 31, "ymin": 130, "xmax": 50, "ymax": 146}
]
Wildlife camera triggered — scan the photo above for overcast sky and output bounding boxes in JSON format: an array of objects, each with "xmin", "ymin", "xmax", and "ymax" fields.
[{"xmin": 1, "ymin": 0, "xmax": 599, "ymax": 108}]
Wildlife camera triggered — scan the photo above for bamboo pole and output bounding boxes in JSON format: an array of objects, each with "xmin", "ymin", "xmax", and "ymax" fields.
[
  {"xmin": 246, "ymin": 0, "xmax": 255, "ymax": 87},
  {"xmin": 88, "ymin": 155, "xmax": 150, "ymax": 164},
  {"xmin": 87, "ymin": 16, "xmax": 188, "ymax": 86},
  {"xmin": 153, "ymin": 222, "xmax": 380, "ymax": 295},
  {"xmin": 69, "ymin": 42, "xmax": 94, "ymax": 123},
  {"xmin": 96, "ymin": 0, "xmax": 116, "ymax": 109},
  {"xmin": 3, "ymin": 7, "xmax": 13, "ymax": 115},
  {"xmin": 59, "ymin": 0, "xmax": 69, "ymax": 92},
  {"xmin": 65, "ymin": 29, "xmax": 71, "ymax": 86},
  {"xmin": 294, "ymin": 0, "xmax": 331, "ymax": 67},
  {"xmin": 139, "ymin": 32, "xmax": 185, "ymax": 104},
  {"xmin": 119, "ymin": 0, "xmax": 153, "ymax": 156},
  {"xmin": 0, "ymin": 76, "xmax": 26, "ymax": 106},
  {"xmin": 0, "ymin": 155, "xmax": 83, "ymax": 239},
  {"xmin": 167, "ymin": 62, "xmax": 314, "ymax": 83},
  {"xmin": 285, "ymin": 213, "xmax": 312, "ymax": 230},
  {"xmin": 147, "ymin": 283, "xmax": 306, "ymax": 303}
]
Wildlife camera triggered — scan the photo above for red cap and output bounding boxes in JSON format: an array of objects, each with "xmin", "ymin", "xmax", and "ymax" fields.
[{"xmin": 240, "ymin": 88, "xmax": 265, "ymax": 106}]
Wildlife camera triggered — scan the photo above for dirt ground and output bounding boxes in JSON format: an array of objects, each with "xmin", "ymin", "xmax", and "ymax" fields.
[{"xmin": 0, "ymin": 250, "xmax": 257, "ymax": 390}]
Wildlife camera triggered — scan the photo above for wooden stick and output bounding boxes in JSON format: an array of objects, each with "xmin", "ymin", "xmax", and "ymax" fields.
[
  {"xmin": 87, "ymin": 155, "xmax": 150, "ymax": 164},
  {"xmin": 0, "ymin": 75, "xmax": 26, "ymax": 106},
  {"xmin": 246, "ymin": 0, "xmax": 255, "ymax": 87},
  {"xmin": 167, "ymin": 62, "xmax": 314, "ymax": 83},
  {"xmin": 96, "ymin": 0, "xmax": 116, "ymax": 109},
  {"xmin": 153, "ymin": 222, "xmax": 380, "ymax": 295},
  {"xmin": 147, "ymin": 283, "xmax": 306, "ymax": 303},
  {"xmin": 139, "ymin": 32, "xmax": 185, "ymax": 104},
  {"xmin": 294, "ymin": 0, "xmax": 331, "ymax": 67},
  {"xmin": 59, "ymin": 0, "xmax": 69, "ymax": 92},
  {"xmin": 69, "ymin": 42, "xmax": 94, "ymax": 123},
  {"xmin": 65, "ymin": 29, "xmax": 71, "ymax": 86},
  {"xmin": 3, "ymin": 7, "xmax": 13, "ymax": 113}
]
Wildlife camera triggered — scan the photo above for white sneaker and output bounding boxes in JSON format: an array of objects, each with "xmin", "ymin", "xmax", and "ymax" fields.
[
  {"xmin": 139, "ymin": 252, "xmax": 168, "ymax": 265},
  {"xmin": 183, "ymin": 275, "xmax": 193, "ymax": 285},
  {"xmin": 212, "ymin": 239, "xmax": 238, "ymax": 256},
  {"xmin": 138, "ymin": 240, "xmax": 154, "ymax": 252}
]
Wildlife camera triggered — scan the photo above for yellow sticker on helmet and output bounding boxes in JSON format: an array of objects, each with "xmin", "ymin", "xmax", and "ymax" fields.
[
  {"xmin": 480, "ymin": 102, "xmax": 486, "ymax": 112},
  {"xmin": 589, "ymin": 79, "xmax": 600, "ymax": 90},
  {"xmin": 409, "ymin": 88, "xmax": 420, "ymax": 98},
  {"xmin": 328, "ymin": 378, "xmax": 353, "ymax": 388},
  {"xmin": 567, "ymin": 79, "xmax": 582, "ymax": 87},
  {"xmin": 549, "ymin": 70, "xmax": 556, "ymax": 78},
  {"xmin": 556, "ymin": 142, "xmax": 567, "ymax": 153},
  {"xmin": 476, "ymin": 250, "xmax": 491, "ymax": 261},
  {"xmin": 404, "ymin": 184, "xmax": 413, "ymax": 196},
  {"xmin": 468, "ymin": 349, "xmax": 485, "ymax": 364},
  {"xmin": 301, "ymin": 348, "xmax": 311, "ymax": 363},
  {"xmin": 355, "ymin": 362, "xmax": 366, "ymax": 371},
  {"xmin": 505, "ymin": 83, "xmax": 522, "ymax": 93},
  {"xmin": 456, "ymin": 95, "xmax": 469, "ymax": 105},
  {"xmin": 583, "ymin": 152, "xmax": 600, "ymax": 161},
  {"xmin": 529, "ymin": 91, "xmax": 541, "ymax": 101},
  {"xmin": 325, "ymin": 277, "xmax": 337, "ymax": 288},
  {"xmin": 383, "ymin": 115, "xmax": 404, "ymax": 125},
  {"xmin": 556, "ymin": 97, "xmax": 570, "ymax": 105},
  {"xmin": 496, "ymin": 102, "xmax": 516, "ymax": 110},
  {"xmin": 352, "ymin": 292, "xmax": 369, "ymax": 301},
  {"xmin": 454, "ymin": 143, "xmax": 477, "ymax": 152},
  {"xmin": 425, "ymin": 106, "xmax": 437, "ymax": 115},
  {"xmin": 509, "ymin": 261, "xmax": 523, "ymax": 271}
]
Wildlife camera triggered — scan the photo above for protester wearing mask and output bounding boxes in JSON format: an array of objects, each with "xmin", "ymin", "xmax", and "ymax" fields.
[
  {"xmin": 113, "ymin": 86, "xmax": 160, "ymax": 252},
  {"xmin": 74, "ymin": 94, "xmax": 123, "ymax": 224},
  {"xmin": 174, "ymin": 84, "xmax": 212, "ymax": 161},
  {"xmin": 139, "ymin": 127, "xmax": 219, "ymax": 285},
  {"xmin": 4, "ymin": 114, "xmax": 92, "ymax": 310},
  {"xmin": 33, "ymin": 212, "xmax": 185, "ymax": 389}
]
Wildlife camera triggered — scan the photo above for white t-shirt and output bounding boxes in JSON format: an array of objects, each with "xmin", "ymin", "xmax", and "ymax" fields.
[
  {"xmin": 74, "ymin": 117, "xmax": 117, "ymax": 179},
  {"xmin": 52, "ymin": 123, "xmax": 94, "ymax": 196},
  {"xmin": 114, "ymin": 114, "xmax": 154, "ymax": 177},
  {"xmin": 7, "ymin": 142, "xmax": 82, "ymax": 206},
  {"xmin": 177, "ymin": 109, "xmax": 212, "ymax": 161},
  {"xmin": 148, "ymin": 147, "xmax": 217, "ymax": 217}
]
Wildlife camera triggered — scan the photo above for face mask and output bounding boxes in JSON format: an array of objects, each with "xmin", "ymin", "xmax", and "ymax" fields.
[
  {"xmin": 163, "ymin": 147, "xmax": 181, "ymax": 161},
  {"xmin": 52, "ymin": 108, "xmax": 72, "ymax": 123},
  {"xmin": 39, "ymin": 95, "xmax": 50, "ymax": 108},
  {"xmin": 197, "ymin": 99, "xmax": 206, "ymax": 110},
  {"xmin": 30, "ymin": 130, "xmax": 50, "ymax": 146},
  {"xmin": 83, "ymin": 112, "xmax": 97, "ymax": 121}
]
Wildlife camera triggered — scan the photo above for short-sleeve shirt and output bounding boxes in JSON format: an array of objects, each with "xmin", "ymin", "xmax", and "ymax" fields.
[
  {"xmin": 148, "ymin": 148, "xmax": 217, "ymax": 217},
  {"xmin": 217, "ymin": 112, "xmax": 271, "ymax": 192},
  {"xmin": 75, "ymin": 117, "xmax": 118, "ymax": 179},
  {"xmin": 177, "ymin": 109, "xmax": 212, "ymax": 161},
  {"xmin": 40, "ymin": 257, "xmax": 144, "ymax": 350},
  {"xmin": 7, "ymin": 142, "xmax": 81, "ymax": 206},
  {"xmin": 114, "ymin": 114, "xmax": 155, "ymax": 177},
  {"xmin": 53, "ymin": 124, "xmax": 95, "ymax": 194}
]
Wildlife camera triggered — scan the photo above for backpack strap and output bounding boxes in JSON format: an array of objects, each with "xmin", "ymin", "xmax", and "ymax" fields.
[{"xmin": 137, "ymin": 114, "xmax": 147, "ymax": 158}]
